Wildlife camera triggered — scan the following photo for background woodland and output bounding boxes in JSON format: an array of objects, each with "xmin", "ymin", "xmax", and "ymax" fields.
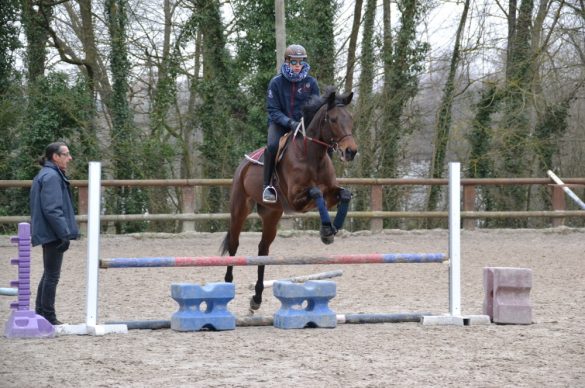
[{"xmin": 1, "ymin": 0, "xmax": 584, "ymax": 232}]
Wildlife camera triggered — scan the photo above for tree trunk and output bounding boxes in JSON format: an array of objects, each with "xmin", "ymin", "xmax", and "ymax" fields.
[
  {"xmin": 344, "ymin": 0, "xmax": 363, "ymax": 93},
  {"xmin": 426, "ymin": 0, "xmax": 471, "ymax": 214}
]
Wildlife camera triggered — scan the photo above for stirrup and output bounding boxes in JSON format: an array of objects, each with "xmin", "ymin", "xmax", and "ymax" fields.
[{"xmin": 262, "ymin": 186, "xmax": 277, "ymax": 203}]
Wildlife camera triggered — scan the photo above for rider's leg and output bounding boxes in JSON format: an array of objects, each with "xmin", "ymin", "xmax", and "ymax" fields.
[
  {"xmin": 263, "ymin": 123, "xmax": 284, "ymax": 203},
  {"xmin": 262, "ymin": 148, "xmax": 276, "ymax": 202}
]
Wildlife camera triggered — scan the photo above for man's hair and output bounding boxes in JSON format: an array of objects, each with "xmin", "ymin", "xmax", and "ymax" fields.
[{"xmin": 39, "ymin": 141, "xmax": 67, "ymax": 166}]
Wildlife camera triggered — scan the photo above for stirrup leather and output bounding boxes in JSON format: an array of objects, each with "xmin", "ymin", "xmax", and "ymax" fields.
[{"xmin": 262, "ymin": 186, "xmax": 277, "ymax": 203}]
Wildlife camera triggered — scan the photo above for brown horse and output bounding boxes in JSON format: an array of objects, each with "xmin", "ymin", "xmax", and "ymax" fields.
[{"xmin": 220, "ymin": 87, "xmax": 357, "ymax": 311}]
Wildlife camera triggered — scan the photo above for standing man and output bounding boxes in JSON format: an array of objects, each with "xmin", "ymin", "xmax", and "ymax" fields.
[
  {"xmin": 30, "ymin": 141, "xmax": 79, "ymax": 325},
  {"xmin": 263, "ymin": 44, "xmax": 320, "ymax": 203}
]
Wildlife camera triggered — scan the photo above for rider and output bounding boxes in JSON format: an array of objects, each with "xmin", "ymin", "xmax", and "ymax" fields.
[{"xmin": 263, "ymin": 44, "xmax": 320, "ymax": 203}]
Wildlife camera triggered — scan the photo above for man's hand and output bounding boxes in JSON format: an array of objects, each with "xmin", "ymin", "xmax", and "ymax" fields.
[
  {"xmin": 289, "ymin": 120, "xmax": 300, "ymax": 131},
  {"xmin": 56, "ymin": 238, "xmax": 70, "ymax": 253}
]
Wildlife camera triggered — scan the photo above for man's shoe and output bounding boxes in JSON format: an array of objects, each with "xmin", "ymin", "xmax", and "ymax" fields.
[
  {"xmin": 48, "ymin": 318, "xmax": 64, "ymax": 325},
  {"xmin": 262, "ymin": 186, "xmax": 277, "ymax": 203}
]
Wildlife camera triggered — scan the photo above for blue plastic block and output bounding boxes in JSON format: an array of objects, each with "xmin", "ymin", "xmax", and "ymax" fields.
[
  {"xmin": 170, "ymin": 282, "xmax": 235, "ymax": 331},
  {"xmin": 273, "ymin": 280, "xmax": 337, "ymax": 329}
]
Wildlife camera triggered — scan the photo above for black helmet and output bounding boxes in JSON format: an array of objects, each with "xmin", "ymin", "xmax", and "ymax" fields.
[{"xmin": 285, "ymin": 44, "xmax": 307, "ymax": 61}]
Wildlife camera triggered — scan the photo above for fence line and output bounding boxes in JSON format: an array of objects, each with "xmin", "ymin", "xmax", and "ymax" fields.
[{"xmin": 1, "ymin": 177, "xmax": 584, "ymax": 231}]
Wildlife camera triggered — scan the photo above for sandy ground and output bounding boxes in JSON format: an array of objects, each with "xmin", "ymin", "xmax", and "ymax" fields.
[{"xmin": 1, "ymin": 227, "xmax": 584, "ymax": 387}]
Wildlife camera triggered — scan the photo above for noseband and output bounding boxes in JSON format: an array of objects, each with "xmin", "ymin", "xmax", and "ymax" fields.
[
  {"xmin": 320, "ymin": 105, "xmax": 354, "ymax": 151},
  {"xmin": 294, "ymin": 104, "xmax": 353, "ymax": 152}
]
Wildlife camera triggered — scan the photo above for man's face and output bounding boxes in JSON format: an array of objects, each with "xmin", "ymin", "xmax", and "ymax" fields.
[{"xmin": 53, "ymin": 146, "xmax": 73, "ymax": 172}]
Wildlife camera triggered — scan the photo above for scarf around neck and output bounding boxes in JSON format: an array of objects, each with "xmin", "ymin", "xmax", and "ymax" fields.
[{"xmin": 281, "ymin": 62, "xmax": 311, "ymax": 82}]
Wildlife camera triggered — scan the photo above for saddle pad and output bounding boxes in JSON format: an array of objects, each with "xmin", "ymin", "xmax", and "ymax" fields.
[
  {"xmin": 245, "ymin": 147, "xmax": 265, "ymax": 165},
  {"xmin": 244, "ymin": 133, "xmax": 292, "ymax": 166}
]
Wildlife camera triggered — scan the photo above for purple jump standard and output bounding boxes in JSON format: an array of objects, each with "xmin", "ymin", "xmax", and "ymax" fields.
[
  {"xmin": 4, "ymin": 223, "xmax": 55, "ymax": 338},
  {"xmin": 100, "ymin": 253, "xmax": 448, "ymax": 269}
]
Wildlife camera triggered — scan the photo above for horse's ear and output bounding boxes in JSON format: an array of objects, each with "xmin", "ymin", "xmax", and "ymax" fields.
[
  {"xmin": 342, "ymin": 92, "xmax": 354, "ymax": 105},
  {"xmin": 327, "ymin": 91, "xmax": 336, "ymax": 109}
]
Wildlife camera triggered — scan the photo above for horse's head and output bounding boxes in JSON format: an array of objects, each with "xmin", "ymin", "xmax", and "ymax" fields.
[{"xmin": 323, "ymin": 90, "xmax": 357, "ymax": 162}]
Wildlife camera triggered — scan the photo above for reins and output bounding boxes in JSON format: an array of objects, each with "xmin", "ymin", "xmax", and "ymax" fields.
[{"xmin": 292, "ymin": 105, "xmax": 353, "ymax": 154}]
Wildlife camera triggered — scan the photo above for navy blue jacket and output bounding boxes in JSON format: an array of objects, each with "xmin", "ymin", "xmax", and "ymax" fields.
[
  {"xmin": 267, "ymin": 73, "xmax": 320, "ymax": 129},
  {"xmin": 29, "ymin": 161, "xmax": 79, "ymax": 247}
]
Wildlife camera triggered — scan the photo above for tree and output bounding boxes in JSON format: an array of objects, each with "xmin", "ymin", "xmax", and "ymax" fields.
[
  {"xmin": 344, "ymin": 0, "xmax": 364, "ymax": 93},
  {"xmin": 426, "ymin": 0, "xmax": 471, "ymax": 215},
  {"xmin": 106, "ymin": 0, "xmax": 148, "ymax": 233},
  {"xmin": 378, "ymin": 0, "xmax": 429, "ymax": 218}
]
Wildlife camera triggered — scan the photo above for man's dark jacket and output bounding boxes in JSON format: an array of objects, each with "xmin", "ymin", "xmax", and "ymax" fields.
[{"xmin": 29, "ymin": 161, "xmax": 79, "ymax": 247}]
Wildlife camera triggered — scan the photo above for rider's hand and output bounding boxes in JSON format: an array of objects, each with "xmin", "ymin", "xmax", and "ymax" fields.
[{"xmin": 289, "ymin": 120, "xmax": 300, "ymax": 131}]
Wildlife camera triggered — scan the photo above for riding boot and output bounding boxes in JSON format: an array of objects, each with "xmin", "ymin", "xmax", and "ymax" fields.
[{"xmin": 262, "ymin": 148, "xmax": 277, "ymax": 203}]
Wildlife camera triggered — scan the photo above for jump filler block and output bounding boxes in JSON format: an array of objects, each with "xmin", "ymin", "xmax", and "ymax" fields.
[
  {"xmin": 170, "ymin": 282, "xmax": 236, "ymax": 331},
  {"xmin": 273, "ymin": 280, "xmax": 337, "ymax": 329},
  {"xmin": 483, "ymin": 267, "xmax": 532, "ymax": 325}
]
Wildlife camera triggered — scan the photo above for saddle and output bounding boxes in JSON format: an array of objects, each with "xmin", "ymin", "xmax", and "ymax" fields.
[{"xmin": 244, "ymin": 132, "xmax": 292, "ymax": 166}]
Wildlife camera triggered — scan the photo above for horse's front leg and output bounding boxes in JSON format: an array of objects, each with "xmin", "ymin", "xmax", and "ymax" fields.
[
  {"xmin": 330, "ymin": 186, "xmax": 352, "ymax": 231},
  {"xmin": 308, "ymin": 187, "xmax": 336, "ymax": 245}
]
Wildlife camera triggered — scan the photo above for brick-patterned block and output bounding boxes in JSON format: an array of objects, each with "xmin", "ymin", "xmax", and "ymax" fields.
[
  {"xmin": 273, "ymin": 280, "xmax": 337, "ymax": 329},
  {"xmin": 171, "ymin": 282, "xmax": 235, "ymax": 331},
  {"xmin": 483, "ymin": 267, "xmax": 532, "ymax": 325}
]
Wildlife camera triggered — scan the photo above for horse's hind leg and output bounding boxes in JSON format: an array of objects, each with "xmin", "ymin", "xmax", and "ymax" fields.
[
  {"xmin": 222, "ymin": 195, "xmax": 253, "ymax": 283},
  {"xmin": 250, "ymin": 205, "xmax": 282, "ymax": 311}
]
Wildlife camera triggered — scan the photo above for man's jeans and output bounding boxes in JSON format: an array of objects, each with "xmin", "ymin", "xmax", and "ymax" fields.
[{"xmin": 35, "ymin": 241, "xmax": 64, "ymax": 321}]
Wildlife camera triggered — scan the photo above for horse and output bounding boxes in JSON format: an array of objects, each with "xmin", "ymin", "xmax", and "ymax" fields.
[{"xmin": 220, "ymin": 87, "xmax": 357, "ymax": 311}]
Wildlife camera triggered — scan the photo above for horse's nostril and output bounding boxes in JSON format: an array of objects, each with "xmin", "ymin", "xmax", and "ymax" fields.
[{"xmin": 345, "ymin": 149, "xmax": 357, "ymax": 161}]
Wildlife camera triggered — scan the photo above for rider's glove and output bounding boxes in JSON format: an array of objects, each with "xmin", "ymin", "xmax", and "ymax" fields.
[{"xmin": 289, "ymin": 120, "xmax": 300, "ymax": 131}]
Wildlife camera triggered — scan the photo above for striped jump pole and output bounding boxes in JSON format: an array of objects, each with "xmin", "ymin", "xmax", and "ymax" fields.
[{"xmin": 100, "ymin": 252, "xmax": 448, "ymax": 269}]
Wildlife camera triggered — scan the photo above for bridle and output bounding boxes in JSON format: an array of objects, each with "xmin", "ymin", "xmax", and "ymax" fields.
[{"xmin": 293, "ymin": 104, "xmax": 353, "ymax": 153}]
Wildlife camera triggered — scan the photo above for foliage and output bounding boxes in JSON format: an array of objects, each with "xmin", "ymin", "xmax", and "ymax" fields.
[
  {"xmin": 1, "ymin": 1, "xmax": 584, "ymax": 233},
  {"xmin": 291, "ymin": 0, "xmax": 338, "ymax": 86},
  {"xmin": 0, "ymin": 0, "xmax": 20, "ymax": 94},
  {"xmin": 106, "ymin": 0, "xmax": 148, "ymax": 233},
  {"xmin": 379, "ymin": 0, "xmax": 430, "ymax": 226}
]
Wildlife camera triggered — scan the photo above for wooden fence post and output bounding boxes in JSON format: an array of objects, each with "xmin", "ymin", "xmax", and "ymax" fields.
[
  {"xmin": 551, "ymin": 185, "xmax": 566, "ymax": 227},
  {"xmin": 78, "ymin": 186, "xmax": 88, "ymax": 235},
  {"xmin": 181, "ymin": 187, "xmax": 196, "ymax": 232},
  {"xmin": 370, "ymin": 185, "xmax": 383, "ymax": 233},
  {"xmin": 463, "ymin": 185, "xmax": 476, "ymax": 230}
]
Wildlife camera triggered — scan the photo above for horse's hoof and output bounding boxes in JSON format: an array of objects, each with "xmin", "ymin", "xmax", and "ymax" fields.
[
  {"xmin": 320, "ymin": 224, "xmax": 336, "ymax": 245},
  {"xmin": 321, "ymin": 235, "xmax": 335, "ymax": 244},
  {"xmin": 250, "ymin": 296, "xmax": 261, "ymax": 311}
]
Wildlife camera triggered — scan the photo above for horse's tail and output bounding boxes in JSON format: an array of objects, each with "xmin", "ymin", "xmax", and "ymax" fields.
[{"xmin": 220, "ymin": 230, "xmax": 230, "ymax": 256}]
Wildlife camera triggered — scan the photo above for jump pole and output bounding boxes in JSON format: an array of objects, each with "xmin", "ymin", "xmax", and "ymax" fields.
[
  {"xmin": 248, "ymin": 270, "xmax": 344, "ymax": 290},
  {"xmin": 100, "ymin": 253, "xmax": 448, "ymax": 268},
  {"xmin": 547, "ymin": 170, "xmax": 585, "ymax": 210},
  {"xmin": 0, "ymin": 287, "xmax": 17, "ymax": 296},
  {"xmin": 107, "ymin": 312, "xmax": 434, "ymax": 330}
]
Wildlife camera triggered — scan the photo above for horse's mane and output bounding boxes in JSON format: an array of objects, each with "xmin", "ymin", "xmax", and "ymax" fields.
[{"xmin": 302, "ymin": 86, "xmax": 339, "ymax": 127}]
